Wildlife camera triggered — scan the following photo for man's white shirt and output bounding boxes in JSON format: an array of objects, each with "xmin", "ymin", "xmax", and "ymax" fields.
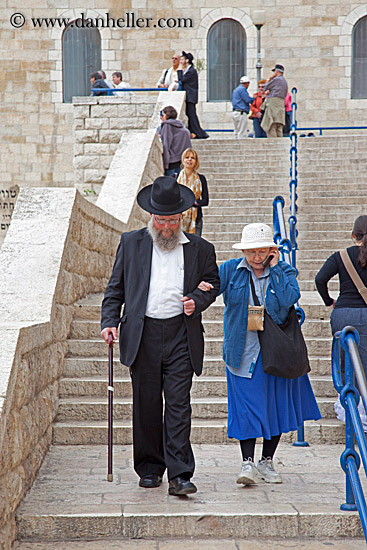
[{"xmin": 145, "ymin": 232, "xmax": 189, "ymax": 318}]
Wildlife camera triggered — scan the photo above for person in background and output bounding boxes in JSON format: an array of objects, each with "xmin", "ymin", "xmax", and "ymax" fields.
[
  {"xmin": 261, "ymin": 64, "xmax": 288, "ymax": 138},
  {"xmin": 99, "ymin": 70, "xmax": 114, "ymax": 89},
  {"xmin": 177, "ymin": 51, "xmax": 209, "ymax": 140},
  {"xmin": 160, "ymin": 106, "xmax": 192, "ymax": 177},
  {"xmin": 217, "ymin": 223, "xmax": 321, "ymax": 486},
  {"xmin": 90, "ymin": 72, "xmax": 110, "ymax": 96},
  {"xmin": 283, "ymin": 91, "xmax": 293, "ymax": 137},
  {"xmin": 232, "ymin": 76, "xmax": 254, "ymax": 139},
  {"xmin": 315, "ymin": 215, "xmax": 367, "ymax": 377},
  {"xmin": 178, "ymin": 148, "xmax": 208, "ymax": 237},
  {"xmin": 112, "ymin": 71, "xmax": 132, "ymax": 96},
  {"xmin": 157, "ymin": 54, "xmax": 180, "ymax": 88},
  {"xmin": 250, "ymin": 80, "xmax": 267, "ymax": 139}
]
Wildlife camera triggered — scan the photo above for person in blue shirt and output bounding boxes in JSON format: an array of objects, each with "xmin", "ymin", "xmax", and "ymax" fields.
[
  {"xmin": 232, "ymin": 76, "xmax": 254, "ymax": 139},
  {"xmin": 216, "ymin": 223, "xmax": 321, "ymax": 486}
]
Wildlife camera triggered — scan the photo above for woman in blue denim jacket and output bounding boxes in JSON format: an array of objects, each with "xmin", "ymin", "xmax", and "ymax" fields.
[{"xmin": 218, "ymin": 223, "xmax": 321, "ymax": 486}]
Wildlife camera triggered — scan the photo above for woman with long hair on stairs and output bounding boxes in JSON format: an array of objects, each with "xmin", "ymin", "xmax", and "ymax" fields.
[
  {"xmin": 178, "ymin": 148, "xmax": 209, "ymax": 237},
  {"xmin": 201, "ymin": 223, "xmax": 321, "ymax": 486},
  {"xmin": 316, "ymin": 215, "xmax": 367, "ymax": 424}
]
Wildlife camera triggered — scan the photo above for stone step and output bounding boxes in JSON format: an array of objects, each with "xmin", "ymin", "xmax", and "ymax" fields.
[
  {"xmin": 204, "ymin": 230, "xmax": 350, "ymax": 241},
  {"xmin": 13, "ymin": 538, "xmax": 367, "ymax": 549},
  {"xmin": 58, "ymin": 374, "xmax": 335, "ymax": 400},
  {"xmin": 209, "ymin": 188, "xmax": 364, "ymax": 198},
  {"xmin": 62, "ymin": 354, "xmax": 332, "ymax": 378},
  {"xmin": 71, "ymin": 317, "xmax": 333, "ymax": 340},
  {"xmin": 52, "ymin": 417, "xmax": 344, "ymax": 445},
  {"xmin": 70, "ymin": 294, "xmax": 333, "ymax": 324},
  {"xmin": 207, "ymin": 203, "xmax": 366, "ymax": 214},
  {"xmin": 212, "ymin": 240, "xmax": 349, "ymax": 251},
  {"xmin": 67, "ymin": 335, "xmax": 333, "ymax": 359},
  {"xmin": 59, "ymin": 376, "xmax": 229, "ymax": 399},
  {"xmin": 56, "ymin": 395, "xmax": 336, "ymax": 422},
  {"xmin": 299, "ymin": 279, "xmax": 338, "ymax": 291},
  {"xmin": 204, "ymin": 211, "xmax": 359, "ymax": 223},
  {"xmin": 17, "ymin": 443, "xmax": 363, "ymax": 544}
]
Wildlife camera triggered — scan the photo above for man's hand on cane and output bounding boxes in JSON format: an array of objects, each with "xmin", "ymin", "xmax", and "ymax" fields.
[{"xmin": 101, "ymin": 327, "xmax": 118, "ymax": 343}]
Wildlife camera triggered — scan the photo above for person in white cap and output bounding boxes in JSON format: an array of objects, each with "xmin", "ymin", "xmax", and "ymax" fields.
[
  {"xmin": 231, "ymin": 76, "xmax": 254, "ymax": 138},
  {"xmin": 216, "ymin": 223, "xmax": 321, "ymax": 485}
]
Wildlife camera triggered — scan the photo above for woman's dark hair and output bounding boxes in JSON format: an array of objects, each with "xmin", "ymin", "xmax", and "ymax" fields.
[
  {"xmin": 353, "ymin": 215, "xmax": 367, "ymax": 268},
  {"xmin": 162, "ymin": 106, "xmax": 177, "ymax": 120}
]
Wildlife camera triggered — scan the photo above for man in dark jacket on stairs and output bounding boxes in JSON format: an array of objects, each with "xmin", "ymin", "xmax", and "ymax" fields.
[{"xmin": 101, "ymin": 176, "xmax": 220, "ymax": 496}]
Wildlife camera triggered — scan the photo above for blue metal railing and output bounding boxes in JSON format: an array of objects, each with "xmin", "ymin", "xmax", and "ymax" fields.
[
  {"xmin": 91, "ymin": 87, "xmax": 168, "ymax": 95},
  {"xmin": 332, "ymin": 326, "xmax": 367, "ymax": 541},
  {"xmin": 272, "ymin": 88, "xmax": 308, "ymax": 446},
  {"xmin": 297, "ymin": 125, "xmax": 367, "ymax": 136}
]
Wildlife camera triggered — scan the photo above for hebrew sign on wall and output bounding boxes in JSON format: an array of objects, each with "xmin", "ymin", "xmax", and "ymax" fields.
[{"xmin": 0, "ymin": 185, "xmax": 19, "ymax": 238}]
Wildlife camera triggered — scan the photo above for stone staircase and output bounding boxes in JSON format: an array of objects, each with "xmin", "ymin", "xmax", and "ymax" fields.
[{"xmin": 14, "ymin": 135, "xmax": 367, "ymax": 547}]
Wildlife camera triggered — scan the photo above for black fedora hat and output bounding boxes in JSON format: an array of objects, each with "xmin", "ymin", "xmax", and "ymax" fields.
[{"xmin": 137, "ymin": 176, "xmax": 195, "ymax": 215}]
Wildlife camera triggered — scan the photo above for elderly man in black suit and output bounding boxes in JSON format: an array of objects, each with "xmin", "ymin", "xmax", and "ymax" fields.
[
  {"xmin": 101, "ymin": 176, "xmax": 219, "ymax": 496},
  {"xmin": 177, "ymin": 51, "xmax": 209, "ymax": 140}
]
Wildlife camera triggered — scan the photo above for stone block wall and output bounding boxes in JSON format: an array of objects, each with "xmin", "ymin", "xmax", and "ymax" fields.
[
  {"xmin": 73, "ymin": 95, "xmax": 156, "ymax": 197},
  {"xmin": 2, "ymin": 0, "xmax": 367, "ymax": 190},
  {"xmin": 0, "ymin": 188, "xmax": 125, "ymax": 550}
]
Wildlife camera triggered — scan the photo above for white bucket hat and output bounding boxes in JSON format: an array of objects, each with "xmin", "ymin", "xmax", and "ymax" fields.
[{"xmin": 232, "ymin": 223, "xmax": 279, "ymax": 250}]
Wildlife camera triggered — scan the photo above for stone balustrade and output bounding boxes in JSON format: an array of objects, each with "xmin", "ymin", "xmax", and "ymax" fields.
[
  {"xmin": 0, "ymin": 88, "xmax": 187, "ymax": 550},
  {"xmin": 73, "ymin": 94, "xmax": 157, "ymax": 198},
  {"xmin": 0, "ymin": 188, "xmax": 125, "ymax": 550},
  {"xmin": 73, "ymin": 91, "xmax": 187, "ymax": 207}
]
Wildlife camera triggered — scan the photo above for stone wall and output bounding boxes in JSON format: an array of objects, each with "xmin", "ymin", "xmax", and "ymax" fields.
[
  {"xmin": 0, "ymin": 188, "xmax": 125, "ymax": 550},
  {"xmin": 73, "ymin": 94, "xmax": 157, "ymax": 197}
]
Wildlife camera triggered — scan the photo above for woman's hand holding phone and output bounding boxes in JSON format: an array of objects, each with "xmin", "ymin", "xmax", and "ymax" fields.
[{"xmin": 263, "ymin": 247, "xmax": 280, "ymax": 268}]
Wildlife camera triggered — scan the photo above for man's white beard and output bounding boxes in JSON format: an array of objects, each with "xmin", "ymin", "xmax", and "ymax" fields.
[{"xmin": 147, "ymin": 218, "xmax": 182, "ymax": 252}]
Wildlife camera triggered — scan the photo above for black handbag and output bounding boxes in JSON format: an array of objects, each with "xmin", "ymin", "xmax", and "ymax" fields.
[{"xmin": 249, "ymin": 277, "xmax": 310, "ymax": 379}]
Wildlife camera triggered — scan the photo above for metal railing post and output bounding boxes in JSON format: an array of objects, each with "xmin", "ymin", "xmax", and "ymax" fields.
[{"xmin": 332, "ymin": 327, "xmax": 367, "ymax": 540}]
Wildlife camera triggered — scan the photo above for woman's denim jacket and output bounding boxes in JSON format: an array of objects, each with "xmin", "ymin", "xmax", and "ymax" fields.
[{"xmin": 218, "ymin": 258, "xmax": 301, "ymax": 369}]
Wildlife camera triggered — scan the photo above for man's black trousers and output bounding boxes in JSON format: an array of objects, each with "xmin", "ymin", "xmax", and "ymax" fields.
[{"xmin": 130, "ymin": 314, "xmax": 195, "ymax": 481}]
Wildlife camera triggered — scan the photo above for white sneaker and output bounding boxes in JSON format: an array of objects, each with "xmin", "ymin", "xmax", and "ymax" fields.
[
  {"xmin": 257, "ymin": 458, "xmax": 282, "ymax": 483},
  {"xmin": 236, "ymin": 459, "xmax": 259, "ymax": 485}
]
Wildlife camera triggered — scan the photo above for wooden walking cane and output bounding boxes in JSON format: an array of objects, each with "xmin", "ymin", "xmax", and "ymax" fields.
[{"xmin": 107, "ymin": 332, "xmax": 114, "ymax": 482}]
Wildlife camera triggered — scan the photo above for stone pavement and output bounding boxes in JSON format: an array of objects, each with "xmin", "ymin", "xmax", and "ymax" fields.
[{"xmin": 15, "ymin": 443, "xmax": 367, "ymax": 547}]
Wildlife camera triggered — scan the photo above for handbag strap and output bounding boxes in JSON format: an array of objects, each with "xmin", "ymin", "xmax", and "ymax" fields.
[
  {"xmin": 340, "ymin": 249, "xmax": 367, "ymax": 305},
  {"xmin": 249, "ymin": 272, "xmax": 266, "ymax": 307}
]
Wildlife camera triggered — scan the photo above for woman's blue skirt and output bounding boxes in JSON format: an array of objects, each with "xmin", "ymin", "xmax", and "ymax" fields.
[{"xmin": 226, "ymin": 354, "xmax": 321, "ymax": 440}]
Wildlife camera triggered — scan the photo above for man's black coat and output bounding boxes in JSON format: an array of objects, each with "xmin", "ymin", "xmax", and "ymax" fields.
[
  {"xmin": 101, "ymin": 228, "xmax": 220, "ymax": 375},
  {"xmin": 177, "ymin": 66, "xmax": 198, "ymax": 104}
]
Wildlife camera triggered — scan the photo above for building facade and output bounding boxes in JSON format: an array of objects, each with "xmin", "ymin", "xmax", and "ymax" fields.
[{"xmin": 2, "ymin": 0, "xmax": 367, "ymax": 188}]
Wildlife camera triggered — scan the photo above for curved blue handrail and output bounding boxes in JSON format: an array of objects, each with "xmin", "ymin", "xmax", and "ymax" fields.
[
  {"xmin": 272, "ymin": 89, "xmax": 308, "ymax": 447},
  {"xmin": 332, "ymin": 327, "xmax": 367, "ymax": 540}
]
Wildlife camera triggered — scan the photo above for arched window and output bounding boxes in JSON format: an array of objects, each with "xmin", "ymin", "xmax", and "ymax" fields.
[
  {"xmin": 62, "ymin": 24, "xmax": 101, "ymax": 103},
  {"xmin": 207, "ymin": 19, "xmax": 246, "ymax": 102},
  {"xmin": 352, "ymin": 16, "xmax": 367, "ymax": 99}
]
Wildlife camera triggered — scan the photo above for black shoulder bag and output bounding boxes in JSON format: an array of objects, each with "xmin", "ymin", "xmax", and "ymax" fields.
[{"xmin": 249, "ymin": 276, "xmax": 310, "ymax": 379}]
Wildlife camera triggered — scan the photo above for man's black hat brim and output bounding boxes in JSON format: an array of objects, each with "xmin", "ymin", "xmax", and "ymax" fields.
[{"xmin": 137, "ymin": 176, "xmax": 196, "ymax": 216}]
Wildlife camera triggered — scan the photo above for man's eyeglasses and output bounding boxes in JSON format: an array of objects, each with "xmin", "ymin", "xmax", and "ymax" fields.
[
  {"xmin": 172, "ymin": 57, "xmax": 179, "ymax": 60},
  {"xmin": 154, "ymin": 216, "xmax": 180, "ymax": 225},
  {"xmin": 159, "ymin": 110, "xmax": 163, "ymax": 116}
]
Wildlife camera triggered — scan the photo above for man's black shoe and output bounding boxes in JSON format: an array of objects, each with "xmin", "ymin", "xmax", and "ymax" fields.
[
  {"xmin": 168, "ymin": 476, "xmax": 197, "ymax": 495},
  {"xmin": 139, "ymin": 474, "xmax": 162, "ymax": 488}
]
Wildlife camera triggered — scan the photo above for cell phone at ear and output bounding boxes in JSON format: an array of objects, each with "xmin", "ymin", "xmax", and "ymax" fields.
[{"xmin": 262, "ymin": 255, "xmax": 274, "ymax": 268}]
